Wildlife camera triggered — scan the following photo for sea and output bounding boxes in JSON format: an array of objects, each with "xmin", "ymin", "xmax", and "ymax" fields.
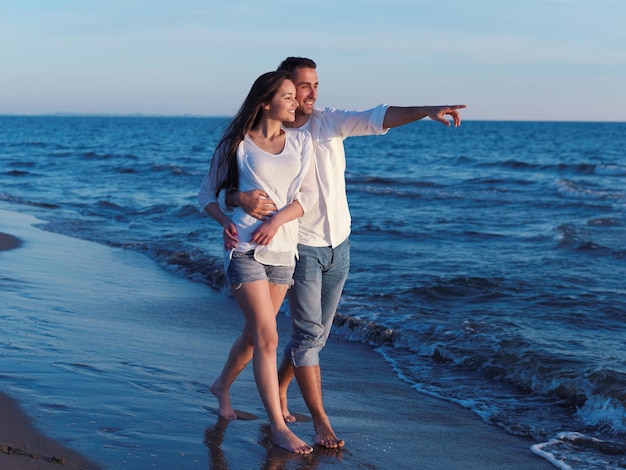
[{"xmin": 1, "ymin": 115, "xmax": 625, "ymax": 469}]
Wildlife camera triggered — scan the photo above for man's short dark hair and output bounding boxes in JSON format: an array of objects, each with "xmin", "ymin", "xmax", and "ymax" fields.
[{"xmin": 277, "ymin": 57, "xmax": 317, "ymax": 74}]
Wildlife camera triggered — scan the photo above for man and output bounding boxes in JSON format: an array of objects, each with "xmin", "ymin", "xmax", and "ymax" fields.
[{"xmin": 229, "ymin": 57, "xmax": 465, "ymax": 448}]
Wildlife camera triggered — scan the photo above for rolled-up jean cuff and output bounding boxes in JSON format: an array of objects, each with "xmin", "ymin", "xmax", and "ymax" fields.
[{"xmin": 290, "ymin": 347, "xmax": 321, "ymax": 368}]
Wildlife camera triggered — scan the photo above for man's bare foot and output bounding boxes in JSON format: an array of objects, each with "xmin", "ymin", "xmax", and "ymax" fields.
[
  {"xmin": 278, "ymin": 357, "xmax": 296, "ymax": 423},
  {"xmin": 314, "ymin": 423, "xmax": 345, "ymax": 449},
  {"xmin": 279, "ymin": 394, "xmax": 296, "ymax": 423},
  {"xmin": 271, "ymin": 427, "xmax": 313, "ymax": 454},
  {"xmin": 210, "ymin": 382, "xmax": 238, "ymax": 420}
]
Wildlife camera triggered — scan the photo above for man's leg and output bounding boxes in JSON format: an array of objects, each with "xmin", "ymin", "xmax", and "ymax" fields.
[
  {"xmin": 278, "ymin": 346, "xmax": 296, "ymax": 422},
  {"xmin": 293, "ymin": 364, "xmax": 344, "ymax": 448},
  {"xmin": 287, "ymin": 241, "xmax": 350, "ymax": 448},
  {"xmin": 278, "ymin": 244, "xmax": 325, "ymax": 422}
]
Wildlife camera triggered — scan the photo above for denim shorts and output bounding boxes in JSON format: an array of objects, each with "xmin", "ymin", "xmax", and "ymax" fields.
[{"xmin": 226, "ymin": 250, "xmax": 295, "ymax": 286}]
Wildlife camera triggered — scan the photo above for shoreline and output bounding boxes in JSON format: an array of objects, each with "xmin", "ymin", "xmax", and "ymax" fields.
[
  {"xmin": 1, "ymin": 229, "xmax": 96, "ymax": 469},
  {"xmin": 0, "ymin": 207, "xmax": 553, "ymax": 469},
  {"xmin": 0, "ymin": 392, "xmax": 99, "ymax": 470}
]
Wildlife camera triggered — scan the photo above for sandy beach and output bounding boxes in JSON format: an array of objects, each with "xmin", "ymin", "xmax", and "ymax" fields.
[
  {"xmin": 1, "ymin": 226, "xmax": 97, "ymax": 468},
  {"xmin": 0, "ymin": 392, "xmax": 100, "ymax": 469},
  {"xmin": 0, "ymin": 207, "xmax": 553, "ymax": 469}
]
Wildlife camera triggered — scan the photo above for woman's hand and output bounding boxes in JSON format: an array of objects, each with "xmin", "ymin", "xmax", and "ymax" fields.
[
  {"xmin": 223, "ymin": 221, "xmax": 238, "ymax": 250},
  {"xmin": 250, "ymin": 217, "xmax": 280, "ymax": 245}
]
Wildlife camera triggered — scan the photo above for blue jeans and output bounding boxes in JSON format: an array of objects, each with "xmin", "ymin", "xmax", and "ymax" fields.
[{"xmin": 286, "ymin": 239, "xmax": 350, "ymax": 367}]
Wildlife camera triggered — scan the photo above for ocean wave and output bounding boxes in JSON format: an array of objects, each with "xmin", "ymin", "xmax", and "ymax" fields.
[
  {"xmin": 401, "ymin": 276, "xmax": 513, "ymax": 303},
  {"xmin": 23, "ymin": 141, "xmax": 70, "ymax": 151},
  {"xmin": 346, "ymin": 174, "xmax": 440, "ymax": 199},
  {"xmin": 578, "ymin": 392, "xmax": 626, "ymax": 434},
  {"xmin": 116, "ymin": 167, "xmax": 138, "ymax": 174},
  {"xmin": 594, "ymin": 163, "xmax": 626, "ymax": 176},
  {"xmin": 331, "ymin": 302, "xmax": 626, "ymax": 440},
  {"xmin": 6, "ymin": 161, "xmax": 36, "ymax": 168},
  {"xmin": 155, "ymin": 247, "xmax": 227, "ymax": 292},
  {"xmin": 173, "ymin": 204, "xmax": 202, "ymax": 218},
  {"xmin": 587, "ymin": 217, "xmax": 623, "ymax": 227},
  {"xmin": 2, "ymin": 169, "xmax": 31, "ymax": 177},
  {"xmin": 81, "ymin": 151, "xmax": 139, "ymax": 161},
  {"xmin": 347, "ymin": 174, "xmax": 440, "ymax": 187},
  {"xmin": 532, "ymin": 432, "xmax": 626, "ymax": 470},
  {"xmin": 477, "ymin": 159, "xmax": 625, "ymax": 179},
  {"xmin": 333, "ymin": 313, "xmax": 397, "ymax": 345},
  {"xmin": 556, "ymin": 179, "xmax": 625, "ymax": 202},
  {"xmin": 150, "ymin": 163, "xmax": 193, "ymax": 176},
  {"xmin": 0, "ymin": 192, "xmax": 60, "ymax": 209},
  {"xmin": 556, "ymin": 222, "xmax": 626, "ymax": 259},
  {"xmin": 477, "ymin": 159, "xmax": 600, "ymax": 175}
]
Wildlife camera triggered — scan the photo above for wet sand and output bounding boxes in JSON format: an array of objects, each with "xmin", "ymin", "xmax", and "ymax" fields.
[
  {"xmin": 0, "ymin": 208, "xmax": 553, "ymax": 469},
  {"xmin": 0, "ymin": 393, "xmax": 99, "ymax": 470},
  {"xmin": 1, "ymin": 228, "xmax": 96, "ymax": 468}
]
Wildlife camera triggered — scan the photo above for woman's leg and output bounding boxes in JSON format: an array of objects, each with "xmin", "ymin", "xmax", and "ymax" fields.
[
  {"xmin": 210, "ymin": 322, "xmax": 254, "ymax": 419},
  {"xmin": 232, "ymin": 279, "xmax": 312, "ymax": 454},
  {"xmin": 210, "ymin": 283, "xmax": 289, "ymax": 419}
]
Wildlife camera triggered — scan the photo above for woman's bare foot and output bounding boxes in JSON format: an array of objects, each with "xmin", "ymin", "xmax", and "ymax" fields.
[
  {"xmin": 314, "ymin": 423, "xmax": 345, "ymax": 449},
  {"xmin": 271, "ymin": 427, "xmax": 313, "ymax": 454},
  {"xmin": 210, "ymin": 382, "xmax": 238, "ymax": 420}
]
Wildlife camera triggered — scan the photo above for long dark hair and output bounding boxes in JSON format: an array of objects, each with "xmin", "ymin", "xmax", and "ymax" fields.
[{"xmin": 212, "ymin": 70, "xmax": 292, "ymax": 197}]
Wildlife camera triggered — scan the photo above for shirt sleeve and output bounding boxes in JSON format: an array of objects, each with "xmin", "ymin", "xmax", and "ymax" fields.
[
  {"xmin": 197, "ymin": 144, "xmax": 227, "ymax": 213},
  {"xmin": 294, "ymin": 131, "xmax": 318, "ymax": 213},
  {"xmin": 326, "ymin": 104, "xmax": 390, "ymax": 138}
]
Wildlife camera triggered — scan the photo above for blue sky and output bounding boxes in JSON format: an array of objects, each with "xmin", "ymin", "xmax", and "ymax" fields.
[{"xmin": 1, "ymin": 0, "xmax": 624, "ymax": 121}]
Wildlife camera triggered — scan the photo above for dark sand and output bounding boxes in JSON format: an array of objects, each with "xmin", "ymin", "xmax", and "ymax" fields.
[
  {"xmin": 0, "ymin": 393, "xmax": 99, "ymax": 470},
  {"xmin": 0, "ymin": 231, "xmax": 22, "ymax": 251},
  {"xmin": 0, "ymin": 209, "xmax": 554, "ymax": 469}
]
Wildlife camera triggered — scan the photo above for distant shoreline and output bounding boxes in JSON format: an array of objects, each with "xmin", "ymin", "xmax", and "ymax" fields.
[
  {"xmin": 0, "ymin": 114, "xmax": 624, "ymax": 124},
  {"xmin": 0, "ymin": 113, "xmax": 230, "ymax": 119}
]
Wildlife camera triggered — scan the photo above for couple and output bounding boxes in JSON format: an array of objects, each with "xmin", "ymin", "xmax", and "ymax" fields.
[{"xmin": 198, "ymin": 57, "xmax": 465, "ymax": 454}]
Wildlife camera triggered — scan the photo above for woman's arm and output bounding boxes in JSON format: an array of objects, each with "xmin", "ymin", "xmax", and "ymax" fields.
[
  {"xmin": 205, "ymin": 202, "xmax": 238, "ymax": 250},
  {"xmin": 249, "ymin": 132, "xmax": 318, "ymax": 245},
  {"xmin": 249, "ymin": 200, "xmax": 303, "ymax": 246}
]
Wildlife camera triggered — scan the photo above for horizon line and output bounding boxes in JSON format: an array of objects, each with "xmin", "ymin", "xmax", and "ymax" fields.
[{"xmin": 0, "ymin": 112, "xmax": 624, "ymax": 124}]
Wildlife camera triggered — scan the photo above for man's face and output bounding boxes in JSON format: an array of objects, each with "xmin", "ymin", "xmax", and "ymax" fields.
[{"xmin": 291, "ymin": 66, "xmax": 318, "ymax": 117}]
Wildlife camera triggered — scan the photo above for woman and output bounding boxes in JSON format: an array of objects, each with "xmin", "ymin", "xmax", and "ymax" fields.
[{"xmin": 198, "ymin": 70, "xmax": 317, "ymax": 454}]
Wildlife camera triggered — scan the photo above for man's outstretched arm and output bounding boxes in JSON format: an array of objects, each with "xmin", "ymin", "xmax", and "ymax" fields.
[{"xmin": 382, "ymin": 104, "xmax": 466, "ymax": 129}]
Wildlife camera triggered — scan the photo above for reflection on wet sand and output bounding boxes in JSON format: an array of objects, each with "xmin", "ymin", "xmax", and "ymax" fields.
[{"xmin": 204, "ymin": 415, "xmax": 344, "ymax": 470}]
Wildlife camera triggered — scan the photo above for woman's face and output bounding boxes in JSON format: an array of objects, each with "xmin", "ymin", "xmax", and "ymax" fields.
[{"xmin": 264, "ymin": 79, "xmax": 298, "ymax": 123}]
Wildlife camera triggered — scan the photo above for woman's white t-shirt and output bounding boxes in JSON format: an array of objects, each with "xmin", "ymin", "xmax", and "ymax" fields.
[{"xmin": 198, "ymin": 128, "xmax": 317, "ymax": 267}]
